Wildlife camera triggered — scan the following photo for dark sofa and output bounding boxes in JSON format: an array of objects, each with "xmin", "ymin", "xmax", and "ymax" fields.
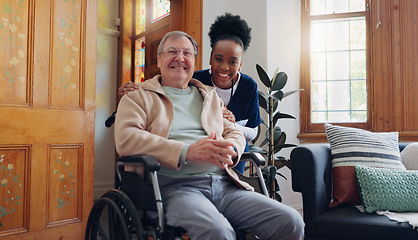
[{"xmin": 290, "ymin": 143, "xmax": 418, "ymax": 240}]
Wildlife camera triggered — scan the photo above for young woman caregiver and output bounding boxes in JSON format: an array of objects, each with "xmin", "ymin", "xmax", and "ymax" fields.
[{"xmin": 193, "ymin": 13, "xmax": 261, "ymax": 173}]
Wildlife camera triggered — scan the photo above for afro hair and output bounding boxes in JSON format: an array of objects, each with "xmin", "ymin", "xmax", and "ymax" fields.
[{"xmin": 208, "ymin": 13, "xmax": 252, "ymax": 51}]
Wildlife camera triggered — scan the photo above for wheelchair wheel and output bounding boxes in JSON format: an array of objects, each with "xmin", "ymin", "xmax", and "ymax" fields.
[{"xmin": 85, "ymin": 189, "xmax": 146, "ymax": 240}]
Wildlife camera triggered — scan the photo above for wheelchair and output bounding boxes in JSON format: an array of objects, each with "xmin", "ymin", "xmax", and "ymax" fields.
[
  {"xmin": 86, "ymin": 112, "xmax": 274, "ymax": 240},
  {"xmin": 86, "ymin": 152, "xmax": 275, "ymax": 240}
]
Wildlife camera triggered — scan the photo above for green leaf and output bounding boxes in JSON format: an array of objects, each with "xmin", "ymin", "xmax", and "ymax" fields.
[
  {"xmin": 283, "ymin": 89, "xmax": 305, "ymax": 99},
  {"xmin": 272, "ymin": 126, "xmax": 283, "ymax": 143},
  {"xmin": 271, "ymin": 90, "xmax": 284, "ymax": 101},
  {"xmin": 271, "ymin": 72, "xmax": 288, "ymax": 91},
  {"xmin": 260, "ymin": 119, "xmax": 268, "ymax": 127},
  {"xmin": 259, "ymin": 138, "xmax": 268, "ymax": 148},
  {"xmin": 258, "ymin": 91, "xmax": 268, "ymax": 111},
  {"xmin": 273, "ymin": 132, "xmax": 286, "ymax": 153},
  {"xmin": 256, "ymin": 64, "xmax": 271, "ymax": 88},
  {"xmin": 276, "ymin": 171, "xmax": 287, "ymax": 180},
  {"xmin": 274, "ymin": 156, "xmax": 292, "ymax": 169},
  {"xmin": 251, "ymin": 125, "xmax": 261, "ymax": 144},
  {"xmin": 57, "ymin": 198, "xmax": 64, "ymax": 208},
  {"xmin": 271, "ymin": 98, "xmax": 278, "ymax": 112},
  {"xmin": 274, "ymin": 143, "xmax": 297, "ymax": 153},
  {"xmin": 0, "ymin": 206, "xmax": 8, "ymax": 218},
  {"xmin": 3, "ymin": 3, "xmax": 11, "ymax": 13},
  {"xmin": 60, "ymin": 18, "xmax": 67, "ymax": 28},
  {"xmin": 273, "ymin": 112, "xmax": 296, "ymax": 126},
  {"xmin": 274, "ymin": 155, "xmax": 287, "ymax": 161},
  {"xmin": 13, "ymin": 175, "xmax": 19, "ymax": 183}
]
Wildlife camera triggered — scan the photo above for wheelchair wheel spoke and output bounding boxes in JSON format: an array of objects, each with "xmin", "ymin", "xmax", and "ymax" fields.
[
  {"xmin": 85, "ymin": 197, "xmax": 130, "ymax": 240},
  {"xmin": 107, "ymin": 204, "xmax": 116, "ymax": 240},
  {"xmin": 95, "ymin": 221, "xmax": 110, "ymax": 240},
  {"xmin": 102, "ymin": 189, "xmax": 146, "ymax": 240}
]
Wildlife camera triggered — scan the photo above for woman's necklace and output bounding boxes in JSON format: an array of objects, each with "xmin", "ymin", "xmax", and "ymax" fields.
[{"xmin": 230, "ymin": 78, "xmax": 234, "ymax": 102}]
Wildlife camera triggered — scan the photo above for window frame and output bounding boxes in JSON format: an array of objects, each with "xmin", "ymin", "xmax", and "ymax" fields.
[
  {"xmin": 131, "ymin": 0, "xmax": 171, "ymax": 81},
  {"xmin": 299, "ymin": 0, "xmax": 372, "ymax": 142}
]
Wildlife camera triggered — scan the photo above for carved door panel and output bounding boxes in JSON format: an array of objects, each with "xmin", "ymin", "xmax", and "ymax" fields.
[{"xmin": 0, "ymin": 0, "xmax": 96, "ymax": 239}]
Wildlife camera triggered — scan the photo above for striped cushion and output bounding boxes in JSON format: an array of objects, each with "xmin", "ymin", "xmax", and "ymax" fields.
[{"xmin": 324, "ymin": 123, "xmax": 405, "ymax": 208}]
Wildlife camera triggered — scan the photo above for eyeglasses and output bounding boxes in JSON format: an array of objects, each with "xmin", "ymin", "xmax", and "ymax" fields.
[{"xmin": 162, "ymin": 47, "xmax": 196, "ymax": 59}]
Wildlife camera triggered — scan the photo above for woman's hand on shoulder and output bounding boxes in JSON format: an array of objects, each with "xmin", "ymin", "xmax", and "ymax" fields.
[{"xmin": 118, "ymin": 82, "xmax": 138, "ymax": 100}]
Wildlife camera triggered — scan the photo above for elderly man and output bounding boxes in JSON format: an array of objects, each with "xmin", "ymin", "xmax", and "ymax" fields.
[{"xmin": 114, "ymin": 30, "xmax": 304, "ymax": 240}]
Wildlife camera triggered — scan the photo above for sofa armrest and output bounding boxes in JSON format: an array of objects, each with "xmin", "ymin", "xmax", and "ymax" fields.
[{"xmin": 291, "ymin": 144, "xmax": 332, "ymax": 233}]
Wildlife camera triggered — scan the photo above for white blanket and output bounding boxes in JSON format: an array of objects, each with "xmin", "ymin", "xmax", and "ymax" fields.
[
  {"xmin": 356, "ymin": 205, "xmax": 418, "ymax": 230},
  {"xmin": 376, "ymin": 211, "xmax": 418, "ymax": 229}
]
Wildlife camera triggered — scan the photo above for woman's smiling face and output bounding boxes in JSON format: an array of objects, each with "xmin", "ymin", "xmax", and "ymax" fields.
[{"xmin": 209, "ymin": 39, "xmax": 243, "ymax": 89}]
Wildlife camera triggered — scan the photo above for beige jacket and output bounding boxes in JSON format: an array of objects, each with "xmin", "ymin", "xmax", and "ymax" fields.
[{"xmin": 114, "ymin": 75, "xmax": 253, "ymax": 190}]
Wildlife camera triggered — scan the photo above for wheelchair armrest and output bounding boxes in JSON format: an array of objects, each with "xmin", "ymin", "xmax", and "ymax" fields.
[
  {"xmin": 118, "ymin": 154, "xmax": 160, "ymax": 172},
  {"xmin": 241, "ymin": 152, "xmax": 266, "ymax": 167},
  {"xmin": 116, "ymin": 155, "xmax": 160, "ymax": 183}
]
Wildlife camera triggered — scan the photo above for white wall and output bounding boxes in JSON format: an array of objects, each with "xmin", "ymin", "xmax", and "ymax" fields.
[
  {"xmin": 201, "ymin": 0, "xmax": 267, "ymax": 81},
  {"xmin": 203, "ymin": 0, "xmax": 302, "ymax": 210},
  {"xmin": 94, "ymin": 0, "xmax": 119, "ymax": 199},
  {"xmin": 266, "ymin": 0, "xmax": 302, "ymax": 210}
]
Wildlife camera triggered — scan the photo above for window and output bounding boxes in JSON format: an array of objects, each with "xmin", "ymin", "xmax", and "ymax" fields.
[
  {"xmin": 152, "ymin": 0, "xmax": 170, "ymax": 23},
  {"xmin": 300, "ymin": 0, "xmax": 418, "ymax": 142},
  {"xmin": 300, "ymin": 0, "xmax": 370, "ymax": 139},
  {"xmin": 308, "ymin": 0, "xmax": 368, "ymax": 123},
  {"xmin": 132, "ymin": 0, "xmax": 171, "ymax": 84}
]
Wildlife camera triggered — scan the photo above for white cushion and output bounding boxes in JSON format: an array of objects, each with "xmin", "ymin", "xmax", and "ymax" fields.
[{"xmin": 400, "ymin": 142, "xmax": 418, "ymax": 170}]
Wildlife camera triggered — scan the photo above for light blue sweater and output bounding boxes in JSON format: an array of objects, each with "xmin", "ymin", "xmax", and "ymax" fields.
[{"xmin": 160, "ymin": 86, "xmax": 224, "ymax": 177}]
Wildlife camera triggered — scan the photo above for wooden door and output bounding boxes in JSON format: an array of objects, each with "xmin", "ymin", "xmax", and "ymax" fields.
[{"xmin": 0, "ymin": 0, "xmax": 96, "ymax": 239}]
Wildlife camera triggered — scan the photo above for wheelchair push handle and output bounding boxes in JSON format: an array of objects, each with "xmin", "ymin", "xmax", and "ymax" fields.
[{"xmin": 105, "ymin": 111, "xmax": 117, "ymax": 128}]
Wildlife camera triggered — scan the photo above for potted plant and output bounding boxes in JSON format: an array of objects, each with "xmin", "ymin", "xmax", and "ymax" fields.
[{"xmin": 249, "ymin": 64, "xmax": 303, "ymax": 200}]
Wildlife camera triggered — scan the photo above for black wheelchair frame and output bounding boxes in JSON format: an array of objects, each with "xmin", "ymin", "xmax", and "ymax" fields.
[
  {"xmin": 85, "ymin": 112, "xmax": 275, "ymax": 240},
  {"xmin": 85, "ymin": 151, "xmax": 270, "ymax": 240}
]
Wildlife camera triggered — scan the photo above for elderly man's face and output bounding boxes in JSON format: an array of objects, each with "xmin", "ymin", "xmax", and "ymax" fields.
[{"xmin": 157, "ymin": 36, "xmax": 196, "ymax": 89}]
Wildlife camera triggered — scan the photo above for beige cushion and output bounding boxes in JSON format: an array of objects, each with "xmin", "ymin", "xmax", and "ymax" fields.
[{"xmin": 400, "ymin": 142, "xmax": 418, "ymax": 170}]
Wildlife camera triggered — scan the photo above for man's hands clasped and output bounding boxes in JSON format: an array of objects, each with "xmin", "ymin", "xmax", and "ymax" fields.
[{"xmin": 186, "ymin": 132, "xmax": 236, "ymax": 169}]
